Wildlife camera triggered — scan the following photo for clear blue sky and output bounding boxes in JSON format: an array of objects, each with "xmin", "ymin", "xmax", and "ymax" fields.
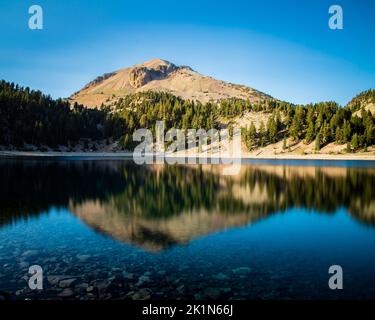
[{"xmin": 0, "ymin": 0, "xmax": 374, "ymax": 105}]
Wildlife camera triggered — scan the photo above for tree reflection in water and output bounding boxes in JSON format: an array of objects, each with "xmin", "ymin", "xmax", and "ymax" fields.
[{"xmin": 1, "ymin": 159, "xmax": 374, "ymax": 251}]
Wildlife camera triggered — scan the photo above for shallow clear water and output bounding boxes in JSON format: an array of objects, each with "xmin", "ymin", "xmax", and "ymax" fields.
[{"xmin": 0, "ymin": 159, "xmax": 375, "ymax": 300}]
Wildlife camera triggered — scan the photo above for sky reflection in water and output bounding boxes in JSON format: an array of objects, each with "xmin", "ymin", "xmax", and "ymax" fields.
[{"xmin": 0, "ymin": 159, "xmax": 375, "ymax": 300}]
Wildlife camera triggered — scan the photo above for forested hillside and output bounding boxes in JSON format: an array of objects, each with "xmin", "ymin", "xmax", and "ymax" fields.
[
  {"xmin": 0, "ymin": 80, "xmax": 123, "ymax": 148},
  {"xmin": 0, "ymin": 80, "xmax": 374, "ymax": 153},
  {"xmin": 111, "ymin": 90, "xmax": 375, "ymax": 152}
]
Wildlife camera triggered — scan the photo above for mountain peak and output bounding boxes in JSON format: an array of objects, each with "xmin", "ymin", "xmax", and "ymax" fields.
[
  {"xmin": 140, "ymin": 58, "xmax": 174, "ymax": 68},
  {"xmin": 70, "ymin": 59, "xmax": 272, "ymax": 108},
  {"xmin": 129, "ymin": 58, "xmax": 178, "ymax": 88}
]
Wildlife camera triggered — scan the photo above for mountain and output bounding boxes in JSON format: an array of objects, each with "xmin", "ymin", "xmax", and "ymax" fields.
[
  {"xmin": 1, "ymin": 78, "xmax": 374, "ymax": 154},
  {"xmin": 70, "ymin": 58, "xmax": 272, "ymax": 108}
]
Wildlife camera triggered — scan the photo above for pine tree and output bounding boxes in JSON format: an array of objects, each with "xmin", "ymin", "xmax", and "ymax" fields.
[
  {"xmin": 342, "ymin": 119, "xmax": 351, "ymax": 143},
  {"xmin": 290, "ymin": 107, "xmax": 304, "ymax": 140},
  {"xmin": 351, "ymin": 133, "xmax": 359, "ymax": 151},
  {"xmin": 248, "ymin": 122, "xmax": 256, "ymax": 149},
  {"xmin": 305, "ymin": 120, "xmax": 315, "ymax": 144},
  {"xmin": 267, "ymin": 117, "xmax": 277, "ymax": 143},
  {"xmin": 315, "ymin": 132, "xmax": 321, "ymax": 151},
  {"xmin": 320, "ymin": 121, "xmax": 331, "ymax": 145},
  {"xmin": 285, "ymin": 106, "xmax": 293, "ymax": 129},
  {"xmin": 365, "ymin": 122, "xmax": 374, "ymax": 146},
  {"xmin": 259, "ymin": 121, "xmax": 266, "ymax": 147},
  {"xmin": 315, "ymin": 113, "xmax": 323, "ymax": 135},
  {"xmin": 275, "ymin": 109, "xmax": 282, "ymax": 131},
  {"xmin": 335, "ymin": 127, "xmax": 343, "ymax": 144},
  {"xmin": 347, "ymin": 142, "xmax": 352, "ymax": 153}
]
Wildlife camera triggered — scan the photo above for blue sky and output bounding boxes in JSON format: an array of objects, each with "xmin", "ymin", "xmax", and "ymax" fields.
[{"xmin": 0, "ymin": 0, "xmax": 374, "ymax": 105}]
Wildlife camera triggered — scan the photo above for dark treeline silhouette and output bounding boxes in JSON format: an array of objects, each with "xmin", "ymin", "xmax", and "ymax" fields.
[
  {"xmin": 0, "ymin": 160, "xmax": 127, "ymax": 225},
  {"xmin": 0, "ymin": 80, "xmax": 123, "ymax": 148}
]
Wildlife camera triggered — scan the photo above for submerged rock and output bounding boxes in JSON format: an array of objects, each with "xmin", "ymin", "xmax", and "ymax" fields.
[
  {"xmin": 57, "ymin": 288, "xmax": 74, "ymax": 298},
  {"xmin": 86, "ymin": 286, "xmax": 94, "ymax": 293},
  {"xmin": 131, "ymin": 288, "xmax": 151, "ymax": 300},
  {"xmin": 22, "ymin": 250, "xmax": 39, "ymax": 257},
  {"xmin": 59, "ymin": 278, "xmax": 77, "ymax": 288},
  {"xmin": 122, "ymin": 271, "xmax": 134, "ymax": 280},
  {"xmin": 213, "ymin": 273, "xmax": 229, "ymax": 280},
  {"xmin": 176, "ymin": 285, "xmax": 185, "ymax": 294},
  {"xmin": 204, "ymin": 287, "xmax": 221, "ymax": 299},
  {"xmin": 136, "ymin": 275, "xmax": 150, "ymax": 286},
  {"xmin": 47, "ymin": 275, "xmax": 73, "ymax": 286},
  {"xmin": 232, "ymin": 267, "xmax": 252, "ymax": 275},
  {"xmin": 76, "ymin": 254, "xmax": 91, "ymax": 262}
]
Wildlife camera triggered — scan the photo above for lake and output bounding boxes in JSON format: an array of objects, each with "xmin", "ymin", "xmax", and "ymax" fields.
[{"xmin": 0, "ymin": 158, "xmax": 375, "ymax": 300}]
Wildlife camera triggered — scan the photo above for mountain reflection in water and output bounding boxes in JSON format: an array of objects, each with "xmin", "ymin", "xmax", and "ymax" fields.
[{"xmin": 1, "ymin": 159, "xmax": 374, "ymax": 252}]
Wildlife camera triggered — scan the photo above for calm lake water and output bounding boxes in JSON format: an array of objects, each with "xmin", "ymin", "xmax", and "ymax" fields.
[{"xmin": 0, "ymin": 159, "xmax": 375, "ymax": 300}]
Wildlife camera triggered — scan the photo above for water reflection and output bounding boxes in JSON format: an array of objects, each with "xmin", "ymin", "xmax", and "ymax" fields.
[{"xmin": 1, "ymin": 159, "xmax": 375, "ymax": 251}]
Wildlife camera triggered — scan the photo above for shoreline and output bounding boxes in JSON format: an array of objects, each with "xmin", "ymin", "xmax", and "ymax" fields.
[{"xmin": 1, "ymin": 150, "xmax": 375, "ymax": 161}]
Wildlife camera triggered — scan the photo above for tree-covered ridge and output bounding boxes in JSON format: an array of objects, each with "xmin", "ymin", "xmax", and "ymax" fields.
[
  {"xmin": 0, "ymin": 79, "xmax": 374, "ymax": 152},
  {"xmin": 346, "ymin": 89, "xmax": 375, "ymax": 112},
  {"xmin": 111, "ymin": 91, "xmax": 217, "ymax": 148},
  {"xmin": 0, "ymin": 80, "xmax": 122, "ymax": 147},
  {"xmin": 110, "ymin": 90, "xmax": 375, "ymax": 151},
  {"xmin": 242, "ymin": 99, "xmax": 375, "ymax": 151}
]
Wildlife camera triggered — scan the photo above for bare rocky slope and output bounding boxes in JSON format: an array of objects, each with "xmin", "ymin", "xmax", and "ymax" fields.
[{"xmin": 70, "ymin": 58, "xmax": 272, "ymax": 108}]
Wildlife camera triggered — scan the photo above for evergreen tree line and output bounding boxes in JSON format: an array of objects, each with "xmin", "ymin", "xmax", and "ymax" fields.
[
  {"xmin": 114, "ymin": 91, "xmax": 374, "ymax": 152},
  {"xmin": 0, "ymin": 80, "xmax": 122, "ymax": 148},
  {"xmin": 240, "ymin": 100, "xmax": 375, "ymax": 151},
  {"xmin": 112, "ymin": 91, "xmax": 216, "ymax": 149},
  {"xmin": 1, "ymin": 80, "xmax": 374, "ymax": 152}
]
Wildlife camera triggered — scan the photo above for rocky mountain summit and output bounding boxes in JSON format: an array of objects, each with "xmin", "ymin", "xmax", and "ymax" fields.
[
  {"xmin": 128, "ymin": 59, "xmax": 178, "ymax": 88},
  {"xmin": 70, "ymin": 58, "xmax": 271, "ymax": 108}
]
